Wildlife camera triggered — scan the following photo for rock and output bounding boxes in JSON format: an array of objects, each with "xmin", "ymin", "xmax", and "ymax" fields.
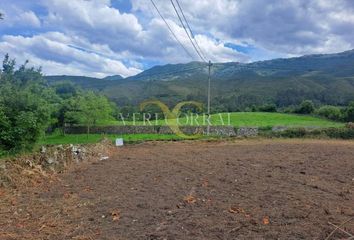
[
  {"xmin": 346, "ymin": 122, "xmax": 354, "ymax": 129},
  {"xmin": 46, "ymin": 158, "xmax": 55, "ymax": 165},
  {"xmin": 237, "ymin": 127, "xmax": 258, "ymax": 137},
  {"xmin": 25, "ymin": 160, "xmax": 34, "ymax": 168},
  {"xmin": 99, "ymin": 156, "xmax": 109, "ymax": 161},
  {"xmin": 272, "ymin": 126, "xmax": 288, "ymax": 132},
  {"xmin": 204, "ymin": 126, "xmax": 237, "ymax": 136},
  {"xmin": 0, "ymin": 163, "xmax": 6, "ymax": 170},
  {"xmin": 40, "ymin": 146, "xmax": 46, "ymax": 153}
]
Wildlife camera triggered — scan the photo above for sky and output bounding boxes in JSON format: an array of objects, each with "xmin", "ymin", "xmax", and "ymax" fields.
[{"xmin": 0, "ymin": 0, "xmax": 354, "ymax": 78}]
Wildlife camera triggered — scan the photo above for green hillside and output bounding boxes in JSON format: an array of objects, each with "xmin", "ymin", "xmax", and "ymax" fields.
[{"xmin": 45, "ymin": 49, "xmax": 354, "ymax": 110}]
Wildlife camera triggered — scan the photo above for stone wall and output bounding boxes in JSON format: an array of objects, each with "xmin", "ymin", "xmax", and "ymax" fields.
[
  {"xmin": 65, "ymin": 125, "xmax": 159, "ymax": 134},
  {"xmin": 64, "ymin": 125, "xmax": 256, "ymax": 137},
  {"xmin": 237, "ymin": 127, "xmax": 258, "ymax": 137},
  {"xmin": 158, "ymin": 126, "xmax": 237, "ymax": 136}
]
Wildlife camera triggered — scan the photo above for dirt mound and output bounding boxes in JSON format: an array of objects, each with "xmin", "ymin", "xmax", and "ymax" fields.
[{"xmin": 0, "ymin": 138, "xmax": 116, "ymax": 188}]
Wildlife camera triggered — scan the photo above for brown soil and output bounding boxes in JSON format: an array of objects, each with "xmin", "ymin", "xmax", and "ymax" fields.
[{"xmin": 0, "ymin": 139, "xmax": 353, "ymax": 240}]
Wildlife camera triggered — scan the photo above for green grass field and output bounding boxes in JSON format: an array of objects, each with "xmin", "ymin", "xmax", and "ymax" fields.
[
  {"xmin": 40, "ymin": 112, "xmax": 343, "ymax": 146},
  {"xmin": 209, "ymin": 112, "xmax": 343, "ymax": 128},
  {"xmin": 39, "ymin": 133, "xmax": 183, "ymax": 145},
  {"xmin": 99, "ymin": 112, "xmax": 343, "ymax": 128}
]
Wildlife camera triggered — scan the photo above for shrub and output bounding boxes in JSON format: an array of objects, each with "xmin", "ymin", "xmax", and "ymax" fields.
[
  {"xmin": 278, "ymin": 128, "xmax": 307, "ymax": 138},
  {"xmin": 316, "ymin": 105, "xmax": 343, "ymax": 121},
  {"xmin": 323, "ymin": 128, "xmax": 354, "ymax": 139},
  {"xmin": 295, "ymin": 100, "xmax": 315, "ymax": 114},
  {"xmin": 0, "ymin": 88, "xmax": 52, "ymax": 153},
  {"xmin": 344, "ymin": 102, "xmax": 354, "ymax": 122},
  {"xmin": 282, "ymin": 106, "xmax": 296, "ymax": 113},
  {"xmin": 258, "ymin": 104, "xmax": 277, "ymax": 112},
  {"xmin": 258, "ymin": 126, "xmax": 273, "ymax": 131},
  {"xmin": 267, "ymin": 127, "xmax": 354, "ymax": 139}
]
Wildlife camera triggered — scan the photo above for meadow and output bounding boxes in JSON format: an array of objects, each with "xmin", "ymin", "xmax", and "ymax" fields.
[
  {"xmin": 39, "ymin": 112, "xmax": 344, "ymax": 145},
  {"xmin": 100, "ymin": 112, "xmax": 343, "ymax": 128}
]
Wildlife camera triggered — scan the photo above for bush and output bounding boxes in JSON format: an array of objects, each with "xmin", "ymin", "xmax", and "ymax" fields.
[
  {"xmin": 295, "ymin": 100, "xmax": 315, "ymax": 114},
  {"xmin": 344, "ymin": 102, "xmax": 354, "ymax": 122},
  {"xmin": 316, "ymin": 105, "xmax": 343, "ymax": 121},
  {"xmin": 0, "ymin": 55, "xmax": 118, "ymax": 155},
  {"xmin": 323, "ymin": 128, "xmax": 354, "ymax": 139},
  {"xmin": 0, "ymin": 87, "xmax": 52, "ymax": 153},
  {"xmin": 278, "ymin": 128, "xmax": 307, "ymax": 138},
  {"xmin": 266, "ymin": 127, "xmax": 354, "ymax": 139},
  {"xmin": 282, "ymin": 105, "xmax": 296, "ymax": 113},
  {"xmin": 258, "ymin": 126, "xmax": 273, "ymax": 131},
  {"xmin": 258, "ymin": 104, "xmax": 277, "ymax": 112},
  {"xmin": 0, "ymin": 55, "xmax": 53, "ymax": 154}
]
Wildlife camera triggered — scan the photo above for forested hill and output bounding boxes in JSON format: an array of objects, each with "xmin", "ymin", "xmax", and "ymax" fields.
[{"xmin": 45, "ymin": 49, "xmax": 354, "ymax": 110}]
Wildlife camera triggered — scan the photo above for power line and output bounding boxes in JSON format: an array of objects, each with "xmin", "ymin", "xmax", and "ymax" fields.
[
  {"xmin": 169, "ymin": 0, "xmax": 211, "ymax": 128},
  {"xmin": 175, "ymin": 0, "xmax": 207, "ymax": 61},
  {"xmin": 150, "ymin": 0, "xmax": 194, "ymax": 59},
  {"xmin": 170, "ymin": 0, "xmax": 207, "ymax": 63}
]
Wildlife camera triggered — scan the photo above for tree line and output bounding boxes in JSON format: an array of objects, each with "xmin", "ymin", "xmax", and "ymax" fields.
[
  {"xmin": 2, "ymin": 55, "xmax": 354, "ymax": 156},
  {"xmin": 0, "ymin": 55, "xmax": 115, "ymax": 156}
]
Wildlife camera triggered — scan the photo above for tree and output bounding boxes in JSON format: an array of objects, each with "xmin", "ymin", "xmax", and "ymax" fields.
[
  {"xmin": 0, "ymin": 89, "xmax": 52, "ymax": 151},
  {"xmin": 0, "ymin": 57, "xmax": 53, "ymax": 153},
  {"xmin": 0, "ymin": 55, "xmax": 118, "ymax": 155},
  {"xmin": 345, "ymin": 102, "xmax": 354, "ymax": 122},
  {"xmin": 316, "ymin": 105, "xmax": 342, "ymax": 121},
  {"xmin": 258, "ymin": 104, "xmax": 277, "ymax": 112},
  {"xmin": 65, "ymin": 92, "xmax": 113, "ymax": 135},
  {"xmin": 2, "ymin": 54, "xmax": 15, "ymax": 79},
  {"xmin": 53, "ymin": 82, "xmax": 78, "ymax": 99},
  {"xmin": 296, "ymin": 100, "xmax": 315, "ymax": 114}
]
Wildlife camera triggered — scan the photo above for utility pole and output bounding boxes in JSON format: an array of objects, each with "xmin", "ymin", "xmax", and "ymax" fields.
[{"xmin": 207, "ymin": 60, "xmax": 212, "ymax": 135}]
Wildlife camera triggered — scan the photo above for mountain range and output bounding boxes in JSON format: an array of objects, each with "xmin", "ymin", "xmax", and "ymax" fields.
[{"xmin": 45, "ymin": 49, "xmax": 354, "ymax": 111}]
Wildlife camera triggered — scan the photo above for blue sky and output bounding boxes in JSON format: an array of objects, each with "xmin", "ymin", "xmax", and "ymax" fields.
[{"xmin": 0, "ymin": 0, "xmax": 353, "ymax": 77}]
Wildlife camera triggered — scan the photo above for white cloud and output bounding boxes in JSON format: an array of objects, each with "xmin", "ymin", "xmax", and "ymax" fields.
[
  {"xmin": 193, "ymin": 35, "xmax": 249, "ymax": 62},
  {"xmin": 130, "ymin": 13, "xmax": 247, "ymax": 63},
  {"xmin": 20, "ymin": 11, "xmax": 41, "ymax": 28},
  {"xmin": 1, "ymin": 0, "xmax": 354, "ymax": 77},
  {"xmin": 40, "ymin": 0, "xmax": 247, "ymax": 63},
  {"xmin": 0, "ymin": 33, "xmax": 142, "ymax": 78},
  {"xmin": 132, "ymin": 0, "xmax": 354, "ymax": 56},
  {"xmin": 0, "ymin": 8, "xmax": 41, "ymax": 28},
  {"xmin": 42, "ymin": 0, "xmax": 143, "ymax": 52}
]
